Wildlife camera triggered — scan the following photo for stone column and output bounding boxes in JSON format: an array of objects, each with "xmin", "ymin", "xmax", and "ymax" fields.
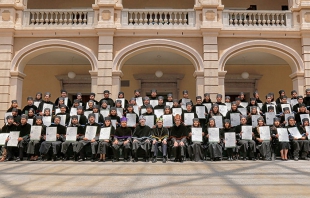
[
  {"xmin": 112, "ymin": 71, "xmax": 123, "ymax": 99},
  {"xmin": 302, "ymin": 37, "xmax": 310, "ymax": 95},
  {"xmin": 194, "ymin": 71, "xmax": 204, "ymax": 97},
  {"xmin": 290, "ymin": 72, "xmax": 305, "ymax": 96},
  {"xmin": 218, "ymin": 71, "xmax": 227, "ymax": 98}
]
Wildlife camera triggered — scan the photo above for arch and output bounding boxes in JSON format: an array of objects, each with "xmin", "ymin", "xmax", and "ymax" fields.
[
  {"xmin": 11, "ymin": 39, "xmax": 98, "ymax": 72},
  {"xmin": 113, "ymin": 39, "xmax": 204, "ymax": 72},
  {"xmin": 218, "ymin": 40, "xmax": 304, "ymax": 73}
]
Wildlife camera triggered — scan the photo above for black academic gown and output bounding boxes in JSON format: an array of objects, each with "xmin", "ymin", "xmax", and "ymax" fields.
[{"xmin": 132, "ymin": 125, "xmax": 151, "ymax": 152}]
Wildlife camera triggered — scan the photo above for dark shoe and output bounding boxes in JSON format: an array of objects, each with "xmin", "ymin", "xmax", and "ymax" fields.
[
  {"xmin": 243, "ymin": 157, "xmax": 247, "ymax": 161},
  {"xmin": 15, "ymin": 157, "xmax": 21, "ymax": 162},
  {"xmin": 145, "ymin": 158, "xmax": 149, "ymax": 162},
  {"xmin": 132, "ymin": 158, "xmax": 138, "ymax": 162},
  {"xmin": 294, "ymin": 157, "xmax": 298, "ymax": 161},
  {"xmin": 102, "ymin": 159, "xmax": 106, "ymax": 162},
  {"xmin": 179, "ymin": 158, "xmax": 183, "ymax": 163},
  {"xmin": 174, "ymin": 159, "xmax": 178, "ymax": 162},
  {"xmin": 112, "ymin": 159, "xmax": 119, "ymax": 162},
  {"xmin": 162, "ymin": 157, "xmax": 167, "ymax": 163},
  {"xmin": 91, "ymin": 158, "xmax": 96, "ymax": 162},
  {"xmin": 124, "ymin": 159, "xmax": 128, "ymax": 162},
  {"xmin": 152, "ymin": 157, "xmax": 157, "ymax": 163},
  {"xmin": 62, "ymin": 157, "xmax": 68, "ymax": 161},
  {"xmin": 78, "ymin": 158, "xmax": 84, "ymax": 162}
]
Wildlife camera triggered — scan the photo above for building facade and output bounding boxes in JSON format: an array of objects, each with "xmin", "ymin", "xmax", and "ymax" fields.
[{"xmin": 0, "ymin": 0, "xmax": 309, "ymax": 121}]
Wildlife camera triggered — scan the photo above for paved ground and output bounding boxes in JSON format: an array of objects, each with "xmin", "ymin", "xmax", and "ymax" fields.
[{"xmin": 0, "ymin": 160, "xmax": 310, "ymax": 198}]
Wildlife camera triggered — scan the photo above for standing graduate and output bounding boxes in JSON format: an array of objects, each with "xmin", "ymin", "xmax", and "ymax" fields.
[
  {"xmin": 253, "ymin": 117, "xmax": 272, "ymax": 161},
  {"xmin": 276, "ymin": 90, "xmax": 286, "ymax": 104},
  {"xmin": 270, "ymin": 117, "xmax": 289, "ymax": 161},
  {"xmin": 182, "ymin": 102, "xmax": 198, "ymax": 129},
  {"xmin": 170, "ymin": 114, "xmax": 188, "ymax": 163},
  {"xmin": 293, "ymin": 96, "xmax": 305, "ymax": 113},
  {"xmin": 193, "ymin": 96, "xmax": 208, "ymax": 131},
  {"xmin": 293, "ymin": 118, "xmax": 310, "ymax": 160},
  {"xmin": 112, "ymin": 117, "xmax": 132, "ymax": 162},
  {"xmin": 221, "ymin": 119, "xmax": 236, "ymax": 161},
  {"xmin": 225, "ymin": 102, "xmax": 242, "ymax": 120},
  {"xmin": 151, "ymin": 118, "xmax": 169, "ymax": 163},
  {"xmin": 76, "ymin": 93, "xmax": 85, "ymax": 107},
  {"xmin": 142, "ymin": 105, "xmax": 157, "ymax": 128},
  {"xmin": 202, "ymin": 93, "xmax": 212, "ymax": 104},
  {"xmin": 108, "ymin": 107, "xmax": 121, "ymax": 128},
  {"xmin": 235, "ymin": 115, "xmax": 256, "ymax": 160},
  {"xmin": 154, "ymin": 96, "xmax": 165, "ymax": 110},
  {"xmin": 165, "ymin": 93, "xmax": 174, "ymax": 105},
  {"xmin": 54, "ymin": 90, "xmax": 72, "ymax": 108},
  {"xmin": 99, "ymin": 90, "xmax": 115, "ymax": 108},
  {"xmin": 7, "ymin": 100, "xmax": 22, "ymax": 116},
  {"xmin": 117, "ymin": 91, "xmax": 129, "ymax": 108},
  {"xmin": 27, "ymin": 108, "xmax": 36, "ymax": 125},
  {"xmin": 253, "ymin": 91, "xmax": 263, "ymax": 103},
  {"xmin": 11, "ymin": 108, "xmax": 21, "ymax": 126},
  {"xmin": 92, "ymin": 105, "xmax": 104, "ymax": 124},
  {"xmin": 205, "ymin": 118, "xmax": 222, "ymax": 161},
  {"xmin": 87, "ymin": 93, "xmax": 99, "ymax": 107},
  {"xmin": 14, "ymin": 115, "xmax": 31, "ymax": 161},
  {"xmin": 39, "ymin": 115, "xmax": 66, "ymax": 161},
  {"xmin": 76, "ymin": 106, "xmax": 88, "ymax": 125},
  {"xmin": 0, "ymin": 115, "xmax": 19, "ymax": 162},
  {"xmin": 38, "ymin": 92, "xmax": 55, "ymax": 116},
  {"xmin": 27, "ymin": 116, "xmax": 46, "ymax": 161},
  {"xmin": 215, "ymin": 94, "xmax": 226, "ymax": 106},
  {"xmin": 61, "ymin": 115, "xmax": 85, "ymax": 161},
  {"xmin": 97, "ymin": 117, "xmax": 115, "ymax": 162},
  {"xmin": 295, "ymin": 103, "xmax": 308, "ymax": 125},
  {"xmin": 132, "ymin": 116, "xmax": 152, "ymax": 162},
  {"xmin": 54, "ymin": 104, "xmax": 70, "ymax": 126},
  {"xmin": 187, "ymin": 118, "xmax": 204, "ymax": 162},
  {"xmin": 22, "ymin": 97, "xmax": 38, "ymax": 115},
  {"xmin": 179, "ymin": 90, "xmax": 193, "ymax": 107},
  {"xmin": 150, "ymin": 89, "xmax": 158, "ymax": 100},
  {"xmin": 261, "ymin": 94, "xmax": 273, "ymax": 113}
]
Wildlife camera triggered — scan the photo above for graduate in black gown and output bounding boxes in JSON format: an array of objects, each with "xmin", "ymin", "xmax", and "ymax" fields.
[
  {"xmin": 220, "ymin": 119, "xmax": 236, "ymax": 161},
  {"xmin": 0, "ymin": 115, "xmax": 19, "ymax": 162},
  {"xmin": 203, "ymin": 93, "xmax": 212, "ymax": 104},
  {"xmin": 253, "ymin": 117, "xmax": 272, "ymax": 160},
  {"xmin": 270, "ymin": 117, "xmax": 290, "ymax": 161},
  {"xmin": 187, "ymin": 118, "xmax": 204, "ymax": 162},
  {"xmin": 27, "ymin": 116, "xmax": 46, "ymax": 161},
  {"xmin": 112, "ymin": 117, "xmax": 132, "ymax": 162},
  {"xmin": 151, "ymin": 117, "xmax": 169, "ymax": 163},
  {"xmin": 54, "ymin": 90, "xmax": 72, "ymax": 108},
  {"xmin": 132, "ymin": 116, "xmax": 152, "ymax": 162},
  {"xmin": 97, "ymin": 117, "xmax": 115, "ymax": 162},
  {"xmin": 193, "ymin": 96, "xmax": 208, "ymax": 131},
  {"xmin": 38, "ymin": 92, "xmax": 55, "ymax": 116},
  {"xmin": 22, "ymin": 96, "xmax": 38, "ymax": 115},
  {"xmin": 99, "ymin": 90, "xmax": 115, "ymax": 108},
  {"xmin": 170, "ymin": 114, "xmax": 188, "ymax": 163},
  {"xmin": 7, "ymin": 100, "xmax": 22, "ymax": 116},
  {"xmin": 206, "ymin": 118, "xmax": 222, "ymax": 161}
]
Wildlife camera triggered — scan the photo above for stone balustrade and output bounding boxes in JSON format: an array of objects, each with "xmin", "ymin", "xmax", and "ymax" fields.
[
  {"xmin": 222, "ymin": 10, "xmax": 292, "ymax": 28},
  {"xmin": 121, "ymin": 9, "xmax": 196, "ymax": 27},
  {"xmin": 23, "ymin": 9, "xmax": 94, "ymax": 27}
]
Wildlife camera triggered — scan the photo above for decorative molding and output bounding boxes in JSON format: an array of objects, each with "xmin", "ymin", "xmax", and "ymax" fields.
[{"xmin": 133, "ymin": 73, "xmax": 184, "ymax": 82}]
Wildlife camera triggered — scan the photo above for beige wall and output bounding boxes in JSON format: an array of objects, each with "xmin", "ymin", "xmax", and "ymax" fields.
[
  {"xmin": 222, "ymin": 0, "xmax": 288, "ymax": 10},
  {"xmin": 27, "ymin": 0, "xmax": 95, "ymax": 9},
  {"xmin": 121, "ymin": 65, "xmax": 196, "ymax": 100},
  {"xmin": 22, "ymin": 65, "xmax": 91, "ymax": 107},
  {"xmin": 123, "ymin": 0, "xmax": 195, "ymax": 9},
  {"xmin": 225, "ymin": 64, "xmax": 293, "ymax": 99}
]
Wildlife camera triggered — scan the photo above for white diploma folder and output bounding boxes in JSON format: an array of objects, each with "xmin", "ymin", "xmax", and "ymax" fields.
[
  {"xmin": 99, "ymin": 127, "xmax": 111, "ymax": 140},
  {"xmin": 277, "ymin": 128, "xmax": 289, "ymax": 142},
  {"xmin": 208, "ymin": 128, "xmax": 219, "ymax": 143},
  {"xmin": 219, "ymin": 105, "xmax": 228, "ymax": 117},
  {"xmin": 126, "ymin": 113, "xmax": 137, "ymax": 127},
  {"xmin": 184, "ymin": 113, "xmax": 194, "ymax": 126},
  {"xmin": 145, "ymin": 115, "xmax": 155, "ymax": 128},
  {"xmin": 150, "ymin": 100, "xmax": 158, "ymax": 108},
  {"xmin": 238, "ymin": 108, "xmax": 247, "ymax": 116},
  {"xmin": 42, "ymin": 116, "xmax": 52, "ymax": 127},
  {"xmin": 191, "ymin": 127, "xmax": 203, "ymax": 142},
  {"xmin": 42, "ymin": 103, "xmax": 53, "ymax": 114},
  {"xmin": 203, "ymin": 103, "xmax": 212, "ymax": 113},
  {"xmin": 288, "ymin": 127, "xmax": 302, "ymax": 139},
  {"xmin": 172, "ymin": 108, "xmax": 182, "ymax": 116},
  {"xmin": 284, "ymin": 113, "xmax": 295, "ymax": 126},
  {"xmin": 265, "ymin": 112, "xmax": 276, "ymax": 125},
  {"xmin": 70, "ymin": 108, "xmax": 77, "ymax": 116},
  {"xmin": 100, "ymin": 109, "xmax": 109, "ymax": 118},
  {"xmin": 230, "ymin": 113, "xmax": 240, "ymax": 127},
  {"xmin": 259, "ymin": 126, "xmax": 271, "ymax": 141},
  {"xmin": 195, "ymin": 106, "xmax": 206, "ymax": 119},
  {"xmin": 136, "ymin": 97, "xmax": 143, "ymax": 107},
  {"xmin": 30, "ymin": 126, "xmax": 42, "ymax": 141},
  {"xmin": 163, "ymin": 115, "xmax": 173, "ymax": 127},
  {"xmin": 181, "ymin": 98, "xmax": 191, "ymax": 110},
  {"xmin": 242, "ymin": 125, "xmax": 253, "ymax": 140},
  {"xmin": 45, "ymin": 127, "xmax": 57, "ymax": 142},
  {"xmin": 66, "ymin": 127, "xmax": 77, "ymax": 142},
  {"xmin": 154, "ymin": 109, "xmax": 164, "ymax": 118},
  {"xmin": 213, "ymin": 116, "xmax": 223, "ymax": 128},
  {"xmin": 0, "ymin": 133, "xmax": 9, "ymax": 146},
  {"xmin": 251, "ymin": 115, "xmax": 261, "ymax": 127},
  {"xmin": 7, "ymin": 131, "xmax": 20, "ymax": 147},
  {"xmin": 85, "ymin": 126, "xmax": 97, "ymax": 140},
  {"xmin": 225, "ymin": 132, "xmax": 236, "ymax": 148}
]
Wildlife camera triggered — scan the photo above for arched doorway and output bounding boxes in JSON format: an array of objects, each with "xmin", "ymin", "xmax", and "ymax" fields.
[
  {"xmin": 112, "ymin": 39, "xmax": 204, "ymax": 100},
  {"xmin": 10, "ymin": 39, "xmax": 98, "ymax": 106},
  {"xmin": 218, "ymin": 40, "xmax": 305, "ymax": 99}
]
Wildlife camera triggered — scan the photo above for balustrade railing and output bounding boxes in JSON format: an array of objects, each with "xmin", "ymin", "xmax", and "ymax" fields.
[
  {"xmin": 121, "ymin": 9, "xmax": 195, "ymax": 27},
  {"xmin": 222, "ymin": 10, "xmax": 292, "ymax": 28},
  {"xmin": 23, "ymin": 9, "xmax": 94, "ymax": 27}
]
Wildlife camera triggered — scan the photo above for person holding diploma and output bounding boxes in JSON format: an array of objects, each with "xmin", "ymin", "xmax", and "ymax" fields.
[
  {"xmin": 178, "ymin": 90, "xmax": 192, "ymax": 106},
  {"xmin": 220, "ymin": 119, "xmax": 236, "ymax": 161},
  {"xmin": 27, "ymin": 116, "xmax": 46, "ymax": 161},
  {"xmin": 76, "ymin": 106, "xmax": 88, "ymax": 125},
  {"xmin": 181, "ymin": 102, "xmax": 198, "ymax": 130},
  {"xmin": 12, "ymin": 115, "xmax": 31, "ymax": 162},
  {"xmin": 246, "ymin": 98, "xmax": 259, "ymax": 115},
  {"xmin": 225, "ymin": 102, "xmax": 242, "ymax": 121},
  {"xmin": 76, "ymin": 93, "xmax": 85, "ymax": 108},
  {"xmin": 108, "ymin": 107, "xmax": 121, "ymax": 128},
  {"xmin": 151, "ymin": 118, "xmax": 169, "ymax": 163},
  {"xmin": 206, "ymin": 118, "xmax": 222, "ymax": 161},
  {"xmin": 202, "ymin": 93, "xmax": 212, "ymax": 104},
  {"xmin": 215, "ymin": 94, "xmax": 225, "ymax": 106},
  {"xmin": 261, "ymin": 94, "xmax": 273, "ymax": 114},
  {"xmin": 85, "ymin": 100, "xmax": 95, "ymax": 111},
  {"xmin": 54, "ymin": 97, "xmax": 69, "ymax": 114},
  {"xmin": 132, "ymin": 116, "xmax": 152, "ymax": 162},
  {"xmin": 54, "ymin": 90, "xmax": 72, "ymax": 108},
  {"xmin": 279, "ymin": 107, "xmax": 291, "ymax": 127},
  {"xmin": 100, "ymin": 100, "xmax": 109, "ymax": 111},
  {"xmin": 142, "ymin": 105, "xmax": 157, "ymax": 128},
  {"xmin": 92, "ymin": 105, "xmax": 104, "ymax": 124},
  {"xmin": 112, "ymin": 117, "xmax": 132, "ymax": 162},
  {"xmin": 7, "ymin": 100, "xmax": 22, "ymax": 116},
  {"xmin": 207, "ymin": 104, "xmax": 224, "ymax": 121},
  {"xmin": 27, "ymin": 108, "xmax": 36, "ymax": 125},
  {"xmin": 170, "ymin": 114, "xmax": 188, "ymax": 163},
  {"xmin": 117, "ymin": 91, "xmax": 128, "ymax": 108},
  {"xmin": 294, "ymin": 118, "xmax": 310, "ymax": 160},
  {"xmin": 165, "ymin": 93, "xmax": 174, "ymax": 105},
  {"xmin": 154, "ymin": 96, "xmax": 165, "ymax": 110},
  {"xmin": 54, "ymin": 104, "xmax": 70, "ymax": 126},
  {"xmin": 172, "ymin": 99, "xmax": 181, "ymax": 108},
  {"xmin": 193, "ymin": 96, "xmax": 208, "ymax": 132},
  {"xmin": 34, "ymin": 92, "xmax": 43, "ymax": 104},
  {"xmin": 37, "ymin": 92, "xmax": 55, "ymax": 116},
  {"xmin": 87, "ymin": 93, "xmax": 99, "ymax": 107},
  {"xmin": 99, "ymin": 90, "xmax": 114, "ymax": 108},
  {"xmin": 253, "ymin": 117, "xmax": 272, "ymax": 161},
  {"xmin": 1, "ymin": 116, "xmax": 19, "ymax": 162},
  {"xmin": 293, "ymin": 96, "xmax": 305, "ymax": 113},
  {"xmin": 22, "ymin": 97, "xmax": 38, "ymax": 115},
  {"xmin": 295, "ymin": 103, "xmax": 308, "ymax": 125},
  {"xmin": 235, "ymin": 116, "xmax": 256, "ymax": 161},
  {"xmin": 187, "ymin": 118, "xmax": 204, "ymax": 162},
  {"xmin": 11, "ymin": 108, "xmax": 21, "ymax": 126},
  {"xmin": 270, "ymin": 117, "xmax": 289, "ymax": 161},
  {"xmin": 77, "ymin": 113, "xmax": 101, "ymax": 162},
  {"xmin": 150, "ymin": 89, "xmax": 158, "ymax": 100},
  {"xmin": 97, "ymin": 117, "xmax": 115, "ymax": 162},
  {"xmin": 61, "ymin": 115, "xmax": 85, "ymax": 161},
  {"xmin": 246, "ymin": 106, "xmax": 259, "ymax": 126},
  {"xmin": 42, "ymin": 108, "xmax": 52, "ymax": 127},
  {"xmin": 39, "ymin": 116, "xmax": 66, "ymax": 161},
  {"xmin": 124, "ymin": 104, "xmax": 139, "ymax": 130}
]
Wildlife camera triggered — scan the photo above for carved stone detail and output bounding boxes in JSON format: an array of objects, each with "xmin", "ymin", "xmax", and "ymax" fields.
[
  {"xmin": 102, "ymin": 10, "xmax": 111, "ymax": 21},
  {"xmin": 2, "ymin": 10, "xmax": 11, "ymax": 21},
  {"xmin": 205, "ymin": 10, "xmax": 215, "ymax": 21}
]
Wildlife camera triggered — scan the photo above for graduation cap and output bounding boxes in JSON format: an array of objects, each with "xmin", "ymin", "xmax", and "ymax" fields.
[
  {"xmin": 58, "ymin": 97, "xmax": 64, "ymax": 101},
  {"xmin": 71, "ymin": 115, "xmax": 78, "ymax": 120},
  {"xmin": 36, "ymin": 92, "xmax": 42, "ymax": 96},
  {"xmin": 225, "ymin": 96, "xmax": 230, "ymax": 99},
  {"xmin": 283, "ymin": 107, "xmax": 290, "ymax": 112},
  {"xmin": 21, "ymin": 114, "xmax": 28, "ymax": 120},
  {"xmin": 76, "ymin": 93, "xmax": 82, "ymax": 96},
  {"xmin": 281, "ymin": 95, "xmax": 288, "ymax": 99},
  {"xmin": 104, "ymin": 117, "xmax": 111, "ymax": 121},
  {"xmin": 299, "ymin": 103, "xmax": 306, "ymax": 107},
  {"xmin": 27, "ymin": 96, "xmax": 33, "ymax": 101},
  {"xmin": 101, "ymin": 100, "xmax": 108, "ymax": 104},
  {"xmin": 151, "ymin": 89, "xmax": 157, "ymax": 93},
  {"xmin": 88, "ymin": 113, "xmax": 95, "ymax": 119},
  {"xmin": 127, "ymin": 104, "xmax": 134, "ymax": 107},
  {"xmin": 59, "ymin": 104, "xmax": 66, "ymax": 108},
  {"xmin": 235, "ymin": 97, "xmax": 241, "ymax": 101},
  {"xmin": 240, "ymin": 92, "xmax": 244, "ymax": 95},
  {"xmin": 204, "ymin": 93, "xmax": 210, "ymax": 97},
  {"xmin": 11, "ymin": 100, "xmax": 17, "ymax": 103},
  {"xmin": 130, "ymin": 97, "xmax": 136, "ymax": 101},
  {"xmin": 164, "ymin": 106, "xmax": 171, "ymax": 110},
  {"xmin": 231, "ymin": 101, "xmax": 237, "ymax": 105},
  {"xmin": 90, "ymin": 92, "xmax": 96, "ymax": 96},
  {"xmin": 103, "ymin": 90, "xmax": 110, "ymax": 94},
  {"xmin": 216, "ymin": 94, "xmax": 222, "ymax": 98},
  {"xmin": 250, "ymin": 97, "xmax": 256, "ymax": 101},
  {"xmin": 183, "ymin": 90, "xmax": 188, "ymax": 94},
  {"xmin": 209, "ymin": 118, "xmax": 215, "ymax": 122},
  {"xmin": 257, "ymin": 117, "xmax": 264, "ymax": 122},
  {"xmin": 193, "ymin": 118, "xmax": 200, "ymax": 122},
  {"xmin": 196, "ymin": 96, "xmax": 202, "ymax": 100},
  {"xmin": 267, "ymin": 106, "xmax": 274, "ymax": 110},
  {"xmin": 224, "ymin": 119, "xmax": 231, "ymax": 124},
  {"xmin": 158, "ymin": 96, "xmax": 164, "ymax": 100},
  {"xmin": 73, "ymin": 99, "xmax": 79, "ymax": 103},
  {"xmin": 139, "ymin": 115, "xmax": 146, "ymax": 121},
  {"xmin": 93, "ymin": 105, "xmax": 99, "ymax": 109},
  {"xmin": 297, "ymin": 96, "xmax": 303, "ymax": 99},
  {"xmin": 173, "ymin": 99, "xmax": 179, "ymax": 103},
  {"xmin": 302, "ymin": 118, "xmax": 309, "ymax": 123},
  {"xmin": 6, "ymin": 115, "xmax": 13, "ymax": 120},
  {"xmin": 146, "ymin": 104, "xmax": 153, "ymax": 109},
  {"xmin": 120, "ymin": 117, "xmax": 127, "ymax": 122},
  {"xmin": 287, "ymin": 116, "xmax": 295, "ymax": 121},
  {"xmin": 186, "ymin": 102, "xmax": 192, "ymax": 106},
  {"xmin": 12, "ymin": 108, "xmax": 18, "ymax": 112},
  {"xmin": 212, "ymin": 103, "xmax": 219, "ymax": 107},
  {"xmin": 134, "ymin": 89, "xmax": 140, "ymax": 93},
  {"xmin": 44, "ymin": 92, "xmax": 51, "ymax": 96},
  {"xmin": 167, "ymin": 93, "xmax": 173, "ymax": 97},
  {"xmin": 88, "ymin": 100, "xmax": 94, "ymax": 104},
  {"xmin": 55, "ymin": 115, "xmax": 61, "ymax": 120},
  {"xmin": 273, "ymin": 117, "xmax": 281, "ymax": 122},
  {"xmin": 60, "ymin": 89, "xmax": 67, "ymax": 94},
  {"xmin": 36, "ymin": 116, "xmax": 42, "ymax": 120},
  {"xmin": 241, "ymin": 115, "xmax": 247, "ymax": 119},
  {"xmin": 306, "ymin": 89, "xmax": 310, "ymax": 93},
  {"xmin": 291, "ymin": 90, "xmax": 297, "ymax": 95},
  {"xmin": 118, "ymin": 91, "xmax": 124, "ymax": 95},
  {"xmin": 143, "ymin": 97, "xmax": 150, "ymax": 101},
  {"xmin": 77, "ymin": 106, "xmax": 83, "ymax": 110},
  {"xmin": 115, "ymin": 100, "xmax": 122, "ymax": 104},
  {"xmin": 110, "ymin": 107, "xmax": 117, "ymax": 111},
  {"xmin": 43, "ymin": 108, "xmax": 50, "ymax": 112},
  {"xmin": 279, "ymin": 90, "xmax": 285, "ymax": 94}
]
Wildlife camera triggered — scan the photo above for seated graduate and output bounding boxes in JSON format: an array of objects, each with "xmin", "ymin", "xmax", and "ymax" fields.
[
  {"xmin": 187, "ymin": 118, "xmax": 204, "ymax": 162},
  {"xmin": 178, "ymin": 90, "xmax": 193, "ymax": 106},
  {"xmin": 261, "ymin": 94, "xmax": 273, "ymax": 113},
  {"xmin": 247, "ymin": 98, "xmax": 259, "ymax": 115},
  {"xmin": 203, "ymin": 93, "xmax": 212, "ymax": 104},
  {"xmin": 71, "ymin": 99, "xmax": 80, "ymax": 112},
  {"xmin": 54, "ymin": 89, "xmax": 72, "ymax": 108},
  {"xmin": 165, "ymin": 93, "xmax": 174, "ymax": 105},
  {"xmin": 295, "ymin": 103, "xmax": 308, "ymax": 125},
  {"xmin": 100, "ymin": 100, "xmax": 110, "ymax": 110},
  {"xmin": 172, "ymin": 99, "xmax": 181, "ymax": 108},
  {"xmin": 291, "ymin": 90, "xmax": 298, "ymax": 100},
  {"xmin": 170, "ymin": 114, "xmax": 188, "ymax": 163},
  {"xmin": 270, "ymin": 117, "xmax": 289, "ymax": 161},
  {"xmin": 85, "ymin": 100, "xmax": 94, "ymax": 112},
  {"xmin": 39, "ymin": 115, "xmax": 66, "ymax": 161},
  {"xmin": 108, "ymin": 107, "xmax": 121, "ymax": 128},
  {"xmin": 76, "ymin": 93, "xmax": 85, "ymax": 107},
  {"xmin": 182, "ymin": 102, "xmax": 198, "ymax": 128},
  {"xmin": 27, "ymin": 108, "xmax": 36, "ymax": 125},
  {"xmin": 294, "ymin": 118, "xmax": 310, "ymax": 160},
  {"xmin": 193, "ymin": 96, "xmax": 208, "ymax": 131},
  {"xmin": 124, "ymin": 104, "xmax": 139, "ymax": 130},
  {"xmin": 246, "ymin": 106, "xmax": 259, "ymax": 125},
  {"xmin": 239, "ymin": 92, "xmax": 247, "ymax": 102},
  {"xmin": 279, "ymin": 107, "xmax": 291, "ymax": 126},
  {"xmin": 42, "ymin": 108, "xmax": 53, "ymax": 127},
  {"xmin": 276, "ymin": 95, "xmax": 289, "ymax": 114},
  {"xmin": 276, "ymin": 90, "xmax": 286, "ymax": 104},
  {"xmin": 115, "ymin": 100, "xmax": 125, "ymax": 117},
  {"xmin": 54, "ymin": 104, "xmax": 70, "ymax": 126},
  {"xmin": 142, "ymin": 104, "xmax": 157, "ymax": 128},
  {"xmin": 22, "ymin": 96, "xmax": 38, "ymax": 115},
  {"xmin": 140, "ymin": 97, "xmax": 150, "ymax": 114},
  {"xmin": 34, "ymin": 92, "xmax": 43, "ymax": 104},
  {"xmin": 6, "ymin": 115, "xmax": 31, "ymax": 161},
  {"xmin": 7, "ymin": 100, "xmax": 22, "ymax": 116},
  {"xmin": 87, "ymin": 92, "xmax": 99, "ymax": 107},
  {"xmin": 253, "ymin": 117, "xmax": 272, "ymax": 161},
  {"xmin": 151, "ymin": 117, "xmax": 169, "ymax": 163},
  {"xmin": 215, "ymin": 94, "xmax": 225, "ymax": 106},
  {"xmin": 150, "ymin": 89, "xmax": 158, "ymax": 100},
  {"xmin": 207, "ymin": 103, "xmax": 224, "ymax": 121},
  {"xmin": 293, "ymin": 96, "xmax": 305, "ymax": 113},
  {"xmin": 75, "ymin": 113, "xmax": 101, "ymax": 162},
  {"xmin": 253, "ymin": 91, "xmax": 263, "ymax": 104},
  {"xmin": 27, "ymin": 116, "xmax": 46, "ymax": 161},
  {"xmin": 54, "ymin": 97, "xmax": 69, "ymax": 114},
  {"xmin": 38, "ymin": 92, "xmax": 55, "ymax": 116},
  {"xmin": 97, "ymin": 117, "xmax": 115, "ymax": 162},
  {"xmin": 235, "ymin": 115, "xmax": 256, "ymax": 161},
  {"xmin": 1, "ymin": 115, "xmax": 19, "ymax": 162},
  {"xmin": 112, "ymin": 117, "xmax": 132, "ymax": 162},
  {"xmin": 100, "ymin": 90, "xmax": 115, "ymax": 108},
  {"xmin": 220, "ymin": 119, "xmax": 236, "ymax": 161},
  {"xmin": 225, "ymin": 102, "xmax": 242, "ymax": 120},
  {"xmin": 225, "ymin": 96, "xmax": 231, "ymax": 103},
  {"xmin": 61, "ymin": 115, "xmax": 85, "ymax": 161},
  {"xmin": 206, "ymin": 118, "xmax": 222, "ymax": 161},
  {"xmin": 132, "ymin": 116, "xmax": 152, "ymax": 162},
  {"xmin": 133, "ymin": 89, "xmax": 141, "ymax": 99},
  {"xmin": 117, "ymin": 91, "xmax": 129, "ymax": 108},
  {"xmin": 76, "ymin": 106, "xmax": 88, "ymax": 125},
  {"xmin": 11, "ymin": 108, "xmax": 21, "ymax": 126}
]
